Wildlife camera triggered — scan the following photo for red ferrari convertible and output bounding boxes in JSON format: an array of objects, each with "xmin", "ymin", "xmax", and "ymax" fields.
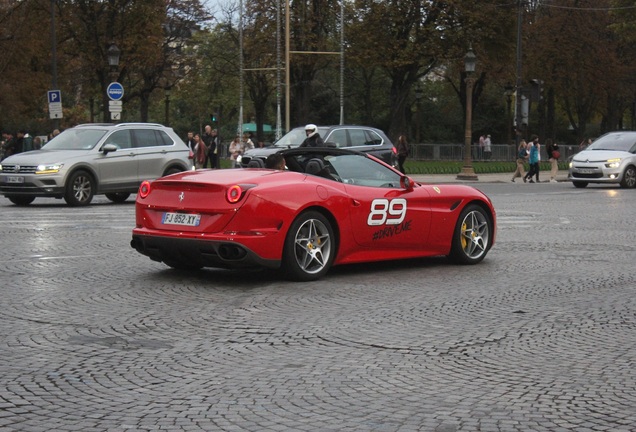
[{"xmin": 131, "ymin": 148, "xmax": 496, "ymax": 281}]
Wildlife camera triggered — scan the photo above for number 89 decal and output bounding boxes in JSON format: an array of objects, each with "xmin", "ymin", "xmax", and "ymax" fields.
[{"xmin": 367, "ymin": 198, "xmax": 407, "ymax": 226}]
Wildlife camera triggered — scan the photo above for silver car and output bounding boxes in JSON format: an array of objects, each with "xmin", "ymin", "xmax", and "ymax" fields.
[
  {"xmin": 568, "ymin": 131, "xmax": 636, "ymax": 188},
  {"xmin": 0, "ymin": 123, "xmax": 193, "ymax": 206}
]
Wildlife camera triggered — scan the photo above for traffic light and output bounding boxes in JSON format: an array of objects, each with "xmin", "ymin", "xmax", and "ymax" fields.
[
  {"xmin": 530, "ymin": 79, "xmax": 543, "ymax": 102},
  {"xmin": 210, "ymin": 112, "xmax": 218, "ymax": 123}
]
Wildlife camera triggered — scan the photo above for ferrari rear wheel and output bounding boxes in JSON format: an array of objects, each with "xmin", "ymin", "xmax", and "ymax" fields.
[
  {"xmin": 449, "ymin": 204, "xmax": 491, "ymax": 265},
  {"xmin": 282, "ymin": 211, "xmax": 335, "ymax": 281}
]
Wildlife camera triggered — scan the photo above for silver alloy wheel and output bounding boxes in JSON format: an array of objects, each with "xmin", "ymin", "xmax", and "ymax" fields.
[
  {"xmin": 293, "ymin": 218, "xmax": 332, "ymax": 275},
  {"xmin": 72, "ymin": 174, "xmax": 93, "ymax": 203},
  {"xmin": 459, "ymin": 209, "xmax": 489, "ymax": 260},
  {"xmin": 621, "ymin": 166, "xmax": 636, "ymax": 188}
]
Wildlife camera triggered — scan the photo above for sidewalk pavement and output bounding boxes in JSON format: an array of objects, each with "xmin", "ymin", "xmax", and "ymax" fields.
[{"xmin": 409, "ymin": 170, "xmax": 570, "ymax": 184}]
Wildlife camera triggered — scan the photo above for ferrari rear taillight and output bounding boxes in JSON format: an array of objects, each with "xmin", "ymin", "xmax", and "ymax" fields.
[
  {"xmin": 226, "ymin": 184, "xmax": 256, "ymax": 203},
  {"xmin": 139, "ymin": 180, "xmax": 151, "ymax": 199},
  {"xmin": 226, "ymin": 185, "xmax": 243, "ymax": 203}
]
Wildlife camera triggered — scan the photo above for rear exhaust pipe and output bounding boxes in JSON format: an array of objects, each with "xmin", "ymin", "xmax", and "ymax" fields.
[
  {"xmin": 130, "ymin": 237, "xmax": 142, "ymax": 252},
  {"xmin": 218, "ymin": 244, "xmax": 247, "ymax": 261}
]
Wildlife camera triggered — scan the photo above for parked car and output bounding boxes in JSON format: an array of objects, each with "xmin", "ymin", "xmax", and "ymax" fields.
[
  {"xmin": 131, "ymin": 147, "xmax": 496, "ymax": 281},
  {"xmin": 238, "ymin": 125, "xmax": 398, "ymax": 168},
  {"xmin": 568, "ymin": 131, "xmax": 636, "ymax": 188},
  {"xmin": 0, "ymin": 123, "xmax": 193, "ymax": 206}
]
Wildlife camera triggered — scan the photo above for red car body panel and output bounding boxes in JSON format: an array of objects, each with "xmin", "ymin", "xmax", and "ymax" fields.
[{"xmin": 132, "ymin": 163, "xmax": 496, "ymax": 273}]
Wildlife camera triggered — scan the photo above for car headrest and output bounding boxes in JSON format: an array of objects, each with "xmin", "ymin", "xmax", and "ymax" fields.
[
  {"xmin": 247, "ymin": 158, "xmax": 265, "ymax": 168},
  {"xmin": 305, "ymin": 158, "xmax": 326, "ymax": 175}
]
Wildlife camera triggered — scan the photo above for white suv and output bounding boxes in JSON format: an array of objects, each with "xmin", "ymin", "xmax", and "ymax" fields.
[{"xmin": 0, "ymin": 123, "xmax": 193, "ymax": 206}]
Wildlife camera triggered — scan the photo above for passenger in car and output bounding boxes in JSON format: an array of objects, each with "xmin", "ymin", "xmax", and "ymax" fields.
[{"xmin": 265, "ymin": 153, "xmax": 286, "ymax": 170}]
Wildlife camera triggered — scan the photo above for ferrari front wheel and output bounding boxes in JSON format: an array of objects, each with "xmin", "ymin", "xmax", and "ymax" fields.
[
  {"xmin": 449, "ymin": 204, "xmax": 492, "ymax": 265},
  {"xmin": 282, "ymin": 211, "xmax": 335, "ymax": 281}
]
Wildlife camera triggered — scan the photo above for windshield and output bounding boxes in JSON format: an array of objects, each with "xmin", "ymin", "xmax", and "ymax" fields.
[
  {"xmin": 42, "ymin": 128, "xmax": 108, "ymax": 150},
  {"xmin": 587, "ymin": 133, "xmax": 636, "ymax": 153},
  {"xmin": 274, "ymin": 127, "xmax": 329, "ymax": 148}
]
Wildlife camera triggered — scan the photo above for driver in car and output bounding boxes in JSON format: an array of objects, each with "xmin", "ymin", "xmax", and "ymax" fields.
[{"xmin": 299, "ymin": 124, "xmax": 324, "ymax": 148}]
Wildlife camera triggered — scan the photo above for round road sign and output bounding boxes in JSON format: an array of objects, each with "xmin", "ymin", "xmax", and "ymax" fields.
[{"xmin": 107, "ymin": 82, "xmax": 124, "ymax": 101}]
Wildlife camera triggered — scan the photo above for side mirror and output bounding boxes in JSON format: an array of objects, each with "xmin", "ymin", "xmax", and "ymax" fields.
[
  {"xmin": 401, "ymin": 175, "xmax": 414, "ymax": 191},
  {"xmin": 102, "ymin": 144, "xmax": 118, "ymax": 154}
]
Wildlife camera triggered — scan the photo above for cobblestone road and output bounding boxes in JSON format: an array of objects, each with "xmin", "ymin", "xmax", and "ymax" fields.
[{"xmin": 1, "ymin": 183, "xmax": 635, "ymax": 431}]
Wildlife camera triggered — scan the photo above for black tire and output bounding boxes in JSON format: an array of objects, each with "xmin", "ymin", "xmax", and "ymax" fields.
[
  {"xmin": 8, "ymin": 196, "xmax": 35, "ymax": 206},
  {"xmin": 105, "ymin": 192, "xmax": 131, "ymax": 203},
  {"xmin": 448, "ymin": 204, "xmax": 492, "ymax": 265},
  {"xmin": 620, "ymin": 166, "xmax": 636, "ymax": 188},
  {"xmin": 163, "ymin": 168, "xmax": 182, "ymax": 177},
  {"xmin": 282, "ymin": 211, "xmax": 336, "ymax": 281},
  {"xmin": 64, "ymin": 170, "xmax": 95, "ymax": 206},
  {"xmin": 572, "ymin": 181, "xmax": 588, "ymax": 188}
]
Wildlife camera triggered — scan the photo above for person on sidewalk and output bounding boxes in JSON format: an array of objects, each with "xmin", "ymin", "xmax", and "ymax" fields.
[
  {"xmin": 396, "ymin": 135, "xmax": 409, "ymax": 174},
  {"xmin": 483, "ymin": 134, "xmax": 492, "ymax": 160},
  {"xmin": 546, "ymin": 138, "xmax": 559, "ymax": 182},
  {"xmin": 523, "ymin": 136, "xmax": 540, "ymax": 183},
  {"xmin": 511, "ymin": 140, "xmax": 528, "ymax": 182}
]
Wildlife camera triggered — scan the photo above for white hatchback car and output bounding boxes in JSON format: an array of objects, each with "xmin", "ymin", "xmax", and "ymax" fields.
[
  {"xmin": 568, "ymin": 131, "xmax": 636, "ymax": 188},
  {"xmin": 0, "ymin": 123, "xmax": 194, "ymax": 206}
]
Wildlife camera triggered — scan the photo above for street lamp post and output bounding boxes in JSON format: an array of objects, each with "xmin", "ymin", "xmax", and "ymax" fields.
[
  {"xmin": 164, "ymin": 86, "xmax": 171, "ymax": 126},
  {"xmin": 106, "ymin": 43, "xmax": 120, "ymax": 123},
  {"xmin": 50, "ymin": 0, "xmax": 59, "ymax": 130},
  {"xmin": 457, "ymin": 48, "xmax": 478, "ymax": 181},
  {"xmin": 504, "ymin": 84, "xmax": 514, "ymax": 146},
  {"xmin": 415, "ymin": 85, "xmax": 423, "ymax": 144},
  {"xmin": 107, "ymin": 43, "xmax": 121, "ymax": 82}
]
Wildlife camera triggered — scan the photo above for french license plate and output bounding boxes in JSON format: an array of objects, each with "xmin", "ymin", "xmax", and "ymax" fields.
[
  {"xmin": 577, "ymin": 168, "xmax": 595, "ymax": 174},
  {"xmin": 162, "ymin": 212, "xmax": 201, "ymax": 226},
  {"xmin": 5, "ymin": 176, "xmax": 24, "ymax": 184}
]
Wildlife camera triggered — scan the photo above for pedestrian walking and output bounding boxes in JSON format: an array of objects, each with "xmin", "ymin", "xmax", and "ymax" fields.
[
  {"xmin": 483, "ymin": 134, "xmax": 492, "ymax": 160},
  {"xmin": 396, "ymin": 135, "xmax": 409, "ymax": 174},
  {"xmin": 202, "ymin": 125, "xmax": 214, "ymax": 168},
  {"xmin": 242, "ymin": 132, "xmax": 255, "ymax": 152},
  {"xmin": 210, "ymin": 129, "xmax": 221, "ymax": 168},
  {"xmin": 511, "ymin": 140, "xmax": 528, "ymax": 182},
  {"xmin": 546, "ymin": 138, "xmax": 560, "ymax": 182},
  {"xmin": 228, "ymin": 135, "xmax": 242, "ymax": 168},
  {"xmin": 523, "ymin": 136, "xmax": 540, "ymax": 183},
  {"xmin": 185, "ymin": 131, "xmax": 196, "ymax": 154},
  {"xmin": 193, "ymin": 133, "xmax": 207, "ymax": 169}
]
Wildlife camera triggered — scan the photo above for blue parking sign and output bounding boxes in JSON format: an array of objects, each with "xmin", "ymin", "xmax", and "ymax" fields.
[{"xmin": 48, "ymin": 90, "xmax": 62, "ymax": 104}]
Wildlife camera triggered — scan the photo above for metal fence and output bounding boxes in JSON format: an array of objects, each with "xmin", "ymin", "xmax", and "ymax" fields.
[{"xmin": 409, "ymin": 143, "xmax": 579, "ymax": 162}]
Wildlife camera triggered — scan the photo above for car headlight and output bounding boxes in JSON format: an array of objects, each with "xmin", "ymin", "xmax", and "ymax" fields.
[
  {"xmin": 236, "ymin": 155, "xmax": 242, "ymax": 164},
  {"xmin": 605, "ymin": 158, "xmax": 621, "ymax": 169},
  {"xmin": 36, "ymin": 163, "xmax": 63, "ymax": 174}
]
